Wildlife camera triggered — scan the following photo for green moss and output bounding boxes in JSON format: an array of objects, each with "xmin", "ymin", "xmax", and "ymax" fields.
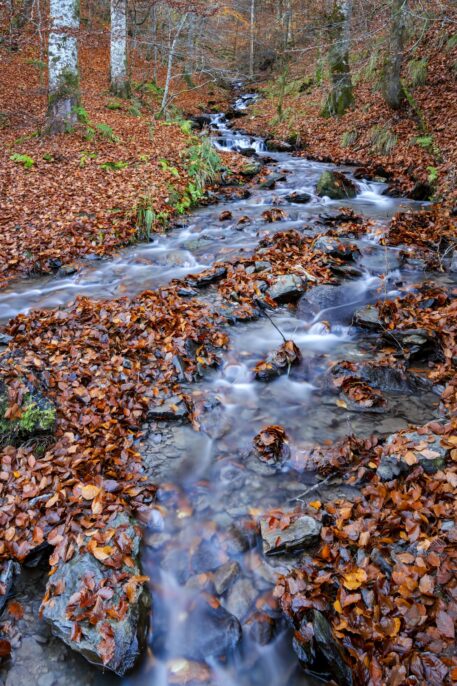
[{"xmin": 0, "ymin": 391, "xmax": 56, "ymax": 446}]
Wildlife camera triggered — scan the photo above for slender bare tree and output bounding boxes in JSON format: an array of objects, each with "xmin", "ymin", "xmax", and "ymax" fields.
[
  {"xmin": 110, "ymin": 0, "xmax": 130, "ymax": 97},
  {"xmin": 383, "ymin": 0, "xmax": 407, "ymax": 109},
  {"xmin": 47, "ymin": 0, "xmax": 80, "ymax": 133}
]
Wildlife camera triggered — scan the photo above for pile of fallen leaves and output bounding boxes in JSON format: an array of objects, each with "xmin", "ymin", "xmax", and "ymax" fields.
[
  {"xmin": 253, "ymin": 425, "xmax": 290, "ymax": 464},
  {"xmin": 275, "ymin": 419, "xmax": 457, "ymax": 685}
]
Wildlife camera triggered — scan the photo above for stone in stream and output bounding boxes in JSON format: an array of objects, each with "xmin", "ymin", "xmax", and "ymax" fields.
[
  {"xmin": 383, "ymin": 328, "xmax": 439, "ymax": 360},
  {"xmin": 313, "ymin": 236, "xmax": 360, "ymax": 261},
  {"xmin": 41, "ymin": 514, "xmax": 150, "ymax": 676},
  {"xmin": 254, "ymin": 340, "xmax": 301, "ymax": 382},
  {"xmin": 191, "ymin": 266, "xmax": 227, "ymax": 288},
  {"xmin": 285, "ymin": 191, "xmax": 312, "ymax": 204},
  {"xmin": 316, "ymin": 171, "xmax": 358, "ymax": 200},
  {"xmin": 219, "ymin": 210, "xmax": 232, "ymax": 221},
  {"xmin": 267, "ymin": 274, "xmax": 306, "ymax": 303},
  {"xmin": 225, "ymin": 578, "xmax": 258, "ymax": 621},
  {"xmin": 259, "ymin": 173, "xmax": 286, "ymax": 190},
  {"xmin": 311, "ymin": 611, "xmax": 353, "ymax": 686},
  {"xmin": 240, "ymin": 161, "xmax": 262, "ymax": 177},
  {"xmin": 0, "ymin": 379, "xmax": 56, "ymax": 447},
  {"xmin": 148, "ymin": 395, "xmax": 189, "ymax": 421},
  {"xmin": 260, "ymin": 514, "xmax": 322, "ymax": 556},
  {"xmin": 213, "ymin": 561, "xmax": 241, "ymax": 595},
  {"xmin": 377, "ymin": 428, "xmax": 448, "ymax": 481},
  {"xmin": 353, "ymin": 304, "xmax": 383, "ymax": 330},
  {"xmin": 0, "ymin": 560, "xmax": 20, "ymax": 614},
  {"xmin": 182, "ymin": 600, "xmax": 241, "ymax": 661},
  {"xmin": 266, "ymin": 140, "xmax": 293, "ymax": 153}
]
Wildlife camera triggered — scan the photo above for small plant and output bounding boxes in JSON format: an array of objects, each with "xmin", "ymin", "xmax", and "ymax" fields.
[
  {"xmin": 370, "ymin": 125, "xmax": 397, "ymax": 155},
  {"xmin": 341, "ymin": 129, "xmax": 358, "ymax": 148},
  {"xmin": 159, "ymin": 159, "xmax": 180, "ymax": 178},
  {"xmin": 95, "ymin": 123, "xmax": 120, "ymax": 143},
  {"xmin": 100, "ymin": 160, "xmax": 129, "ymax": 171},
  {"xmin": 137, "ymin": 80, "xmax": 164, "ymax": 96},
  {"xmin": 42, "ymin": 152, "xmax": 55, "ymax": 162},
  {"xmin": 106, "ymin": 99, "xmax": 123, "ymax": 110},
  {"xmin": 179, "ymin": 120, "xmax": 194, "ymax": 136},
  {"xmin": 408, "ymin": 58, "xmax": 428, "ymax": 88},
  {"xmin": 427, "ymin": 166, "xmax": 439, "ymax": 184},
  {"xmin": 79, "ymin": 150, "xmax": 97, "ymax": 168},
  {"xmin": 445, "ymin": 34, "xmax": 457, "ymax": 52},
  {"xmin": 26, "ymin": 58, "xmax": 46, "ymax": 72},
  {"xmin": 128, "ymin": 102, "xmax": 142, "ymax": 117},
  {"xmin": 73, "ymin": 105, "xmax": 90, "ymax": 124},
  {"xmin": 138, "ymin": 154, "xmax": 150, "ymax": 163},
  {"xmin": 10, "ymin": 153, "xmax": 35, "ymax": 169},
  {"xmin": 415, "ymin": 135, "xmax": 433, "ymax": 149}
]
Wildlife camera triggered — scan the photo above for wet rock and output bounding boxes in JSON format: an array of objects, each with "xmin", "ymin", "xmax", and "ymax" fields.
[
  {"xmin": 384, "ymin": 328, "xmax": 438, "ymax": 360},
  {"xmin": 313, "ymin": 236, "xmax": 359, "ymax": 261},
  {"xmin": 148, "ymin": 395, "xmax": 188, "ymax": 421},
  {"xmin": 330, "ymin": 264, "xmax": 364, "ymax": 279},
  {"xmin": 260, "ymin": 514, "xmax": 322, "ymax": 556},
  {"xmin": 191, "ymin": 267, "xmax": 227, "ymax": 288},
  {"xmin": 237, "ymin": 215, "xmax": 251, "ymax": 226},
  {"xmin": 0, "ymin": 380, "xmax": 56, "ymax": 447},
  {"xmin": 219, "ymin": 210, "xmax": 232, "ymax": 221},
  {"xmin": 317, "ymin": 208, "xmax": 363, "ymax": 226},
  {"xmin": 213, "ymin": 561, "xmax": 241, "ymax": 595},
  {"xmin": 225, "ymin": 578, "xmax": 258, "ymax": 620},
  {"xmin": 190, "ymin": 114, "xmax": 212, "ymax": 129},
  {"xmin": 312, "ymin": 611, "xmax": 353, "ymax": 686},
  {"xmin": 254, "ymin": 340, "xmax": 301, "ymax": 382},
  {"xmin": 266, "ymin": 140, "xmax": 293, "ymax": 153},
  {"xmin": 316, "ymin": 171, "xmax": 357, "ymax": 200},
  {"xmin": 259, "ymin": 173, "xmax": 286, "ymax": 190},
  {"xmin": 41, "ymin": 514, "xmax": 150, "ymax": 676},
  {"xmin": 449, "ymin": 252, "xmax": 457, "ymax": 273},
  {"xmin": 267, "ymin": 274, "xmax": 305, "ymax": 303},
  {"xmin": 0, "ymin": 560, "xmax": 20, "ymax": 614},
  {"xmin": 0, "ymin": 333, "xmax": 12, "ymax": 347},
  {"xmin": 58, "ymin": 264, "xmax": 78, "ymax": 277},
  {"xmin": 166, "ymin": 659, "xmax": 212, "ymax": 685},
  {"xmin": 246, "ymin": 613, "xmax": 276, "ymax": 645},
  {"xmin": 253, "ymin": 425, "xmax": 291, "ymax": 469},
  {"xmin": 184, "ymin": 601, "xmax": 241, "ymax": 660},
  {"xmin": 240, "ymin": 162, "xmax": 262, "ymax": 177},
  {"xmin": 409, "ymin": 181, "xmax": 434, "ymax": 201},
  {"xmin": 191, "ymin": 538, "xmax": 223, "ymax": 573},
  {"xmin": 353, "ymin": 304, "xmax": 383, "ymax": 330},
  {"xmin": 254, "ymin": 261, "xmax": 272, "ymax": 272},
  {"xmin": 377, "ymin": 429, "xmax": 448, "ymax": 481},
  {"xmin": 285, "ymin": 191, "xmax": 312, "ymax": 204}
]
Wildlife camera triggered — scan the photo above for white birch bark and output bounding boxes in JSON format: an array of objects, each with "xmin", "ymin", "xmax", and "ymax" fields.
[
  {"xmin": 249, "ymin": 0, "xmax": 255, "ymax": 79},
  {"xmin": 160, "ymin": 13, "xmax": 188, "ymax": 116},
  {"xmin": 110, "ymin": 0, "xmax": 130, "ymax": 97},
  {"xmin": 47, "ymin": 0, "xmax": 80, "ymax": 133}
]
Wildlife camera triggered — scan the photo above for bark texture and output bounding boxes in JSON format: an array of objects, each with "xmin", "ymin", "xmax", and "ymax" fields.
[
  {"xmin": 110, "ymin": 0, "xmax": 130, "ymax": 98},
  {"xmin": 383, "ymin": 0, "xmax": 407, "ymax": 109},
  {"xmin": 322, "ymin": 0, "xmax": 354, "ymax": 117},
  {"xmin": 47, "ymin": 0, "xmax": 80, "ymax": 133}
]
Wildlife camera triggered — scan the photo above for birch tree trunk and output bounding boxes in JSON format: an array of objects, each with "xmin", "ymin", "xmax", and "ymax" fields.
[
  {"xmin": 322, "ymin": 0, "xmax": 354, "ymax": 117},
  {"xmin": 47, "ymin": 0, "xmax": 80, "ymax": 133},
  {"xmin": 110, "ymin": 0, "xmax": 130, "ymax": 98},
  {"xmin": 249, "ymin": 0, "xmax": 255, "ymax": 79},
  {"xmin": 383, "ymin": 0, "xmax": 407, "ymax": 109}
]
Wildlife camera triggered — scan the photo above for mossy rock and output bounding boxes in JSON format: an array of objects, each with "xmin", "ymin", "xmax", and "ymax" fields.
[
  {"xmin": 316, "ymin": 171, "xmax": 357, "ymax": 200},
  {"xmin": 0, "ymin": 382, "xmax": 56, "ymax": 446},
  {"xmin": 239, "ymin": 161, "xmax": 262, "ymax": 178}
]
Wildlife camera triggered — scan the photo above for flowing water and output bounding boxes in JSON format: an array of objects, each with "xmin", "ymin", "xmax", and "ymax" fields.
[{"xmin": 1, "ymin": 95, "xmax": 450, "ymax": 685}]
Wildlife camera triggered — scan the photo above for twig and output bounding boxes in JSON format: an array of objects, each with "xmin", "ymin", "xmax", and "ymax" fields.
[{"xmin": 290, "ymin": 474, "xmax": 333, "ymax": 502}]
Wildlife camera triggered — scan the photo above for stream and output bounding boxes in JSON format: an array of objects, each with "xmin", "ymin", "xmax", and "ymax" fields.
[{"xmin": 1, "ymin": 94, "xmax": 452, "ymax": 686}]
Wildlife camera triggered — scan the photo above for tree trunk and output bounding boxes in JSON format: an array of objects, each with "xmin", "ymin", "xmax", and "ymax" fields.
[
  {"xmin": 160, "ymin": 13, "xmax": 188, "ymax": 117},
  {"xmin": 383, "ymin": 0, "xmax": 407, "ymax": 109},
  {"xmin": 46, "ymin": 0, "xmax": 80, "ymax": 133},
  {"xmin": 249, "ymin": 0, "xmax": 255, "ymax": 79},
  {"xmin": 110, "ymin": 0, "xmax": 130, "ymax": 98},
  {"xmin": 322, "ymin": 0, "xmax": 354, "ymax": 117}
]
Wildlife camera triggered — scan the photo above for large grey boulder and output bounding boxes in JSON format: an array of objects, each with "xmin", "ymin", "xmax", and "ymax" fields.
[
  {"xmin": 353, "ymin": 304, "xmax": 383, "ymax": 331},
  {"xmin": 260, "ymin": 514, "xmax": 321, "ymax": 555},
  {"xmin": 41, "ymin": 514, "xmax": 150, "ymax": 676},
  {"xmin": 316, "ymin": 171, "xmax": 357, "ymax": 200},
  {"xmin": 267, "ymin": 274, "xmax": 305, "ymax": 303}
]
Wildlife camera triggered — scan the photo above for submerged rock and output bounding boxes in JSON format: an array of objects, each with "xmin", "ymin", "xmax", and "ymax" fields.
[
  {"xmin": 316, "ymin": 171, "xmax": 357, "ymax": 200},
  {"xmin": 313, "ymin": 236, "xmax": 359, "ymax": 261},
  {"xmin": 267, "ymin": 274, "xmax": 305, "ymax": 303},
  {"xmin": 183, "ymin": 601, "xmax": 241, "ymax": 660},
  {"xmin": 266, "ymin": 140, "xmax": 293, "ymax": 152},
  {"xmin": 254, "ymin": 340, "xmax": 301, "ymax": 382},
  {"xmin": 213, "ymin": 561, "xmax": 241, "ymax": 596},
  {"xmin": 260, "ymin": 514, "xmax": 322, "ymax": 555},
  {"xmin": 285, "ymin": 192, "xmax": 311, "ymax": 204},
  {"xmin": 225, "ymin": 578, "xmax": 258, "ymax": 620},
  {"xmin": 41, "ymin": 514, "xmax": 149, "ymax": 676},
  {"xmin": 259, "ymin": 173, "xmax": 286, "ymax": 190}
]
